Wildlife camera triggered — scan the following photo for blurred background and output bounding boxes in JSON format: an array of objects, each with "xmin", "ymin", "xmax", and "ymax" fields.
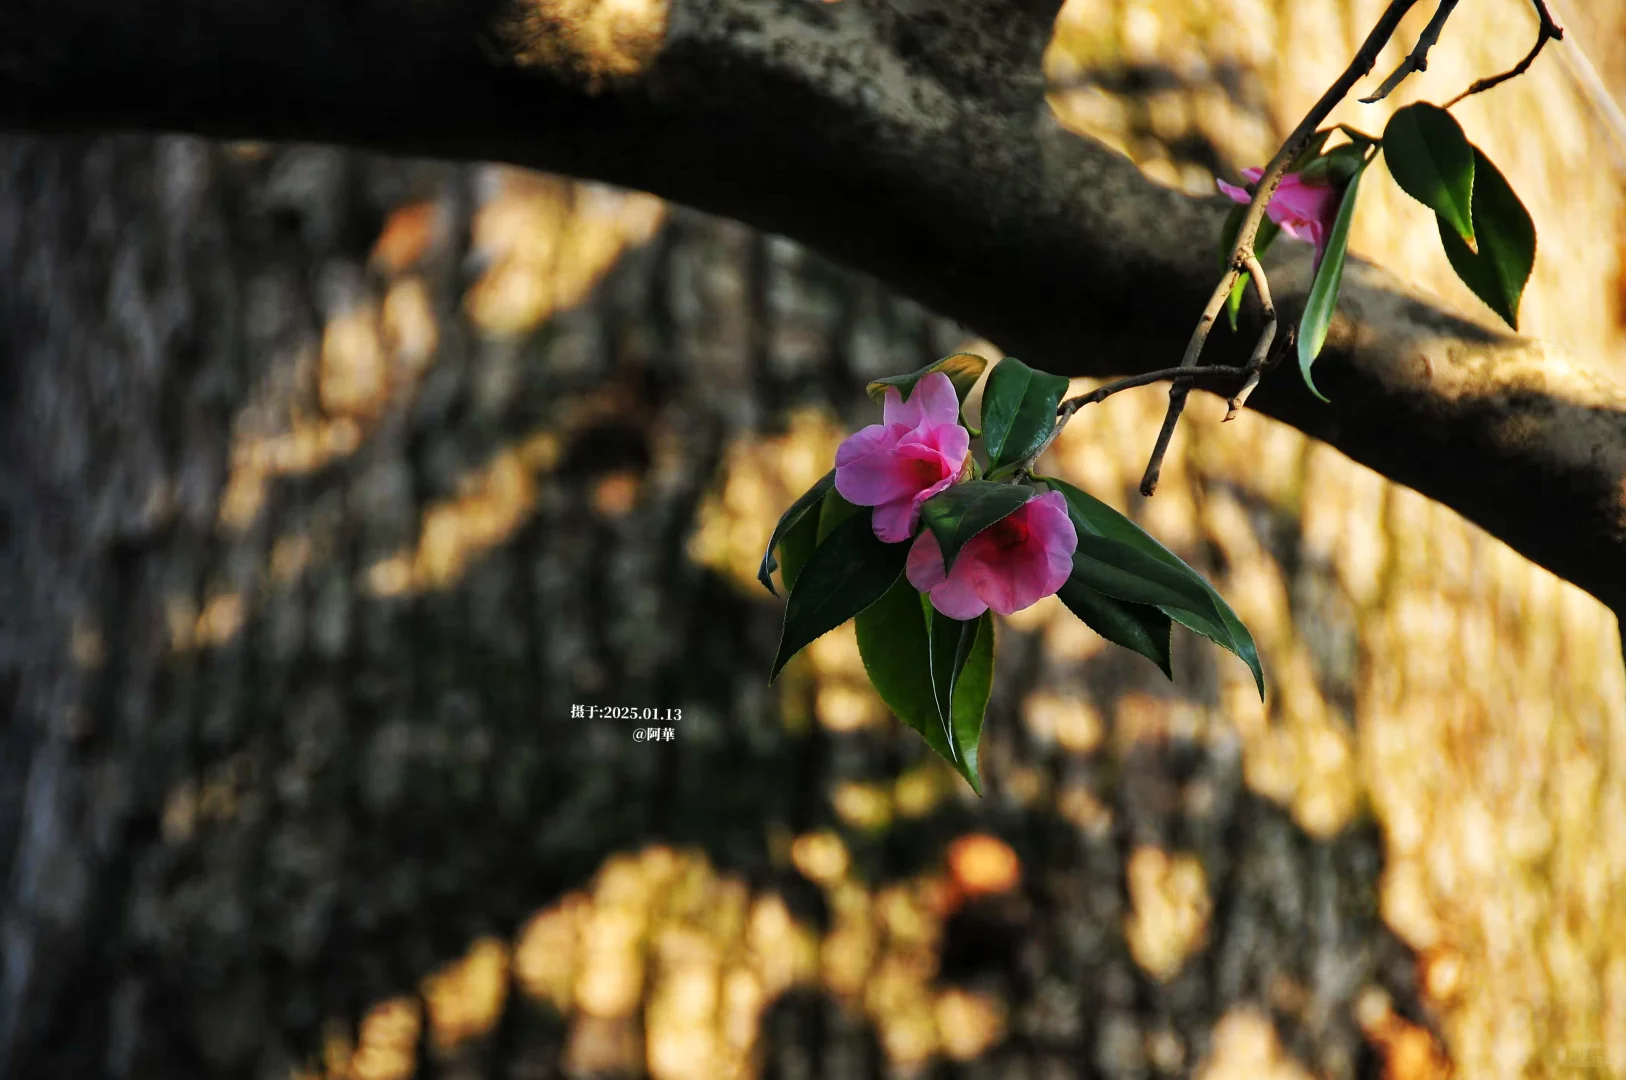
[{"xmin": 1, "ymin": 1, "xmax": 1624, "ymax": 1077}]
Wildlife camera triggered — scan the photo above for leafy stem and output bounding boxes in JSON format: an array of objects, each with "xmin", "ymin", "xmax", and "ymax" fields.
[{"xmin": 1140, "ymin": 0, "xmax": 1427, "ymax": 497}]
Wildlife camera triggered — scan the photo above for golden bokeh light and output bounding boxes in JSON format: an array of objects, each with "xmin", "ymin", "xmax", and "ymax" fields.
[
  {"xmin": 421, "ymin": 937, "xmax": 510, "ymax": 1052},
  {"xmin": 945, "ymin": 834, "xmax": 1021, "ymax": 900},
  {"xmin": 1124, "ymin": 846, "xmax": 1211, "ymax": 982},
  {"xmin": 302, "ymin": 840, "xmax": 1032, "ymax": 1080},
  {"xmin": 1194, "ymin": 1008, "xmax": 1316, "ymax": 1080},
  {"xmin": 502, "ymin": 0, "xmax": 670, "ymax": 89},
  {"xmin": 464, "ymin": 172, "xmax": 664, "ymax": 337}
]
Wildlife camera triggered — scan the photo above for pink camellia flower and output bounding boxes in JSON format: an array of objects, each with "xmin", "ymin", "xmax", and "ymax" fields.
[
  {"xmin": 1217, "ymin": 167, "xmax": 1340, "ymax": 267},
  {"xmin": 834, "ymin": 371, "xmax": 971, "ymax": 543},
  {"xmin": 906, "ymin": 489, "xmax": 1077, "ymax": 619}
]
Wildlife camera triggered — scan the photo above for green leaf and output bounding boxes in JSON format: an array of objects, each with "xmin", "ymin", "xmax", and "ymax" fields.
[
  {"xmin": 817, "ymin": 489, "xmax": 863, "ymax": 543},
  {"xmin": 919, "ymin": 481, "xmax": 1035, "ymax": 576},
  {"xmin": 1219, "ymin": 203, "xmax": 1246, "ymax": 270},
  {"xmin": 1056, "ymin": 579, "xmax": 1173, "ymax": 678},
  {"xmin": 1297, "ymin": 156, "xmax": 1370, "ymax": 402},
  {"xmin": 948, "ymin": 612, "xmax": 995, "ymax": 794},
  {"xmin": 1437, "ymin": 148, "xmax": 1535, "ymax": 330},
  {"xmin": 1226, "ymin": 273, "xmax": 1249, "ymax": 332},
  {"xmin": 856, "ymin": 581, "xmax": 994, "ymax": 794},
  {"xmin": 1297, "ymin": 142, "xmax": 1368, "ymax": 188},
  {"xmin": 758, "ymin": 470, "xmax": 835, "ymax": 595},
  {"xmin": 1382, "ymin": 103, "xmax": 1475, "ymax": 245},
  {"xmin": 1038, "ymin": 475, "xmax": 1264, "ymax": 698},
  {"xmin": 926, "ymin": 604, "xmax": 980, "ymax": 760},
  {"xmin": 776, "ymin": 503, "xmax": 821, "ymax": 594},
  {"xmin": 771, "ymin": 510, "xmax": 910, "ymax": 682},
  {"xmin": 1069, "ymin": 534, "xmax": 1236, "ymax": 637},
  {"xmin": 866, "ymin": 353, "xmax": 988, "ymax": 405},
  {"xmin": 1336, "ymin": 124, "xmax": 1379, "ymax": 147},
  {"xmin": 979, "ymin": 357, "xmax": 1072, "ymax": 472}
]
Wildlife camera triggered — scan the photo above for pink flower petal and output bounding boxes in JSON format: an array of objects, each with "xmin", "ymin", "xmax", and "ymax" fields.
[
  {"xmin": 930, "ymin": 574, "xmax": 990, "ymax": 620},
  {"xmin": 1216, "ymin": 178, "xmax": 1251, "ymax": 206},
  {"xmin": 1218, "ymin": 169, "xmax": 1340, "ymax": 261},
  {"xmin": 906, "ymin": 530, "xmax": 948, "ymax": 591},
  {"xmin": 872, "ymin": 497, "xmax": 919, "ymax": 544},
  {"xmin": 964, "ymin": 491, "xmax": 1078, "ymax": 615},
  {"xmin": 1272, "ymin": 173, "xmax": 1338, "ymax": 224},
  {"xmin": 838, "ymin": 374, "xmax": 972, "ymax": 543},
  {"xmin": 906, "ymin": 530, "xmax": 990, "ymax": 619},
  {"xmin": 910, "ymin": 472, "xmax": 957, "ymax": 514},
  {"xmin": 912, "ymin": 371, "xmax": 963, "ymax": 427},
  {"xmin": 834, "ymin": 422, "xmax": 896, "ymax": 469},
  {"xmin": 1274, "ymin": 217, "xmax": 1318, "ymax": 245},
  {"xmin": 883, "ymin": 371, "xmax": 959, "ymax": 430},
  {"xmin": 834, "ymin": 424, "xmax": 919, "ymax": 506},
  {"xmin": 913, "ymin": 415, "xmax": 970, "ymax": 464}
]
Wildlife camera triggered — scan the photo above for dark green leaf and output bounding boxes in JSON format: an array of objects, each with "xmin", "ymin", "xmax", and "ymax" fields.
[
  {"xmin": 1056, "ymin": 579, "xmax": 1173, "ymax": 678},
  {"xmin": 1226, "ymin": 272, "xmax": 1249, "ymax": 332},
  {"xmin": 1038, "ymin": 475, "xmax": 1264, "ymax": 698},
  {"xmin": 948, "ymin": 612, "xmax": 995, "ymax": 794},
  {"xmin": 1382, "ymin": 103, "xmax": 1475, "ymax": 245},
  {"xmin": 856, "ymin": 581, "xmax": 993, "ymax": 794},
  {"xmin": 926, "ymin": 605, "xmax": 979, "ymax": 760},
  {"xmin": 1336, "ymin": 124, "xmax": 1379, "ymax": 147},
  {"xmin": 771, "ymin": 510, "xmax": 909, "ymax": 681},
  {"xmin": 1297, "ymin": 155, "xmax": 1370, "ymax": 402},
  {"xmin": 758, "ymin": 470, "xmax": 835, "ymax": 595},
  {"xmin": 1298, "ymin": 143, "xmax": 1368, "ymax": 188},
  {"xmin": 817, "ymin": 489, "xmax": 863, "ymax": 543},
  {"xmin": 1070, "ymin": 534, "xmax": 1235, "ymax": 635},
  {"xmin": 1219, "ymin": 203, "xmax": 1246, "ymax": 271},
  {"xmin": 1437, "ymin": 148, "xmax": 1535, "ymax": 329},
  {"xmin": 1256, "ymin": 206, "xmax": 1282, "ymax": 257},
  {"xmin": 919, "ymin": 481, "xmax": 1035, "ymax": 576},
  {"xmin": 855, "ymin": 580, "xmax": 934, "ymax": 744},
  {"xmin": 866, "ymin": 353, "xmax": 988, "ymax": 405},
  {"xmin": 776, "ymin": 503, "xmax": 821, "ymax": 594},
  {"xmin": 978, "ymin": 357, "xmax": 1072, "ymax": 472}
]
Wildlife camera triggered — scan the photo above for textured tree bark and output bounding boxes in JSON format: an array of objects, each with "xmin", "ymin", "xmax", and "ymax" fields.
[
  {"xmin": 1, "ymin": 0, "xmax": 1623, "ymax": 616},
  {"xmin": 0, "ymin": 135, "xmax": 1435, "ymax": 1079}
]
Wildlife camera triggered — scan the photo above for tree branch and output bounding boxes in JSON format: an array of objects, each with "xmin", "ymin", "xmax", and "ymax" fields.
[
  {"xmin": 1360, "ymin": 0, "xmax": 1461, "ymax": 104},
  {"xmin": 1140, "ymin": 0, "xmax": 1422, "ymax": 497},
  {"xmin": 1445, "ymin": 0, "xmax": 1563, "ymax": 107},
  {"xmin": 1, "ymin": 0, "xmax": 1623, "ymax": 616}
]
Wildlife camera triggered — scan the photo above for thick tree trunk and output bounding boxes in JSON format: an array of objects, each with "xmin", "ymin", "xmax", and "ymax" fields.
[{"xmin": 0, "ymin": 136, "xmax": 1433, "ymax": 1080}]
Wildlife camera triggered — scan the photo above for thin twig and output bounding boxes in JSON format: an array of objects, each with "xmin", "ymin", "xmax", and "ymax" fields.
[
  {"xmin": 1240, "ymin": 253, "xmax": 1277, "ymax": 371},
  {"xmin": 1360, "ymin": 0, "xmax": 1461, "ymax": 103},
  {"xmin": 1017, "ymin": 365, "xmax": 1253, "ymax": 476},
  {"xmin": 1226, "ymin": 326, "xmax": 1294, "ymax": 422},
  {"xmin": 1224, "ymin": 253, "xmax": 1278, "ymax": 420},
  {"xmin": 1444, "ymin": 0, "xmax": 1562, "ymax": 107},
  {"xmin": 1139, "ymin": 0, "xmax": 1424, "ymax": 497},
  {"xmin": 1138, "ymin": 271, "xmax": 1248, "ymax": 494},
  {"xmin": 1057, "ymin": 365, "xmax": 1254, "ymax": 419},
  {"xmin": 1181, "ymin": 267, "xmax": 1243, "ymax": 369}
]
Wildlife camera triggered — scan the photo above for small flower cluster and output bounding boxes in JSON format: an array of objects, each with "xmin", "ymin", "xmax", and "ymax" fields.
[
  {"xmin": 833, "ymin": 372, "xmax": 1076, "ymax": 618},
  {"xmin": 763, "ymin": 352, "xmax": 1262, "ymax": 795}
]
